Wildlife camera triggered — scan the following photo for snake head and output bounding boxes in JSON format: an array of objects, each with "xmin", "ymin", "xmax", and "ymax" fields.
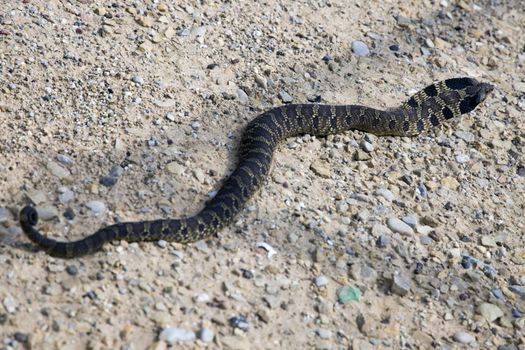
[{"xmin": 445, "ymin": 77, "xmax": 494, "ymax": 114}]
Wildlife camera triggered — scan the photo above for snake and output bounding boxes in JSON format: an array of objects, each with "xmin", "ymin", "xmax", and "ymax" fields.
[{"xmin": 19, "ymin": 77, "xmax": 493, "ymax": 258}]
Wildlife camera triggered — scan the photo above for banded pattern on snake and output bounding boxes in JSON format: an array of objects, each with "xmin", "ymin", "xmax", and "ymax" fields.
[{"xmin": 19, "ymin": 77, "xmax": 493, "ymax": 258}]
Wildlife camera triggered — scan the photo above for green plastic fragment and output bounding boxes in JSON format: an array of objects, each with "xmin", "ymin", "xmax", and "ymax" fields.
[{"xmin": 337, "ymin": 285, "xmax": 361, "ymax": 303}]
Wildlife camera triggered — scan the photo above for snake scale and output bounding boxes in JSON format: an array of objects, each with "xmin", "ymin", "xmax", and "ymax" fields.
[{"xmin": 19, "ymin": 77, "xmax": 493, "ymax": 258}]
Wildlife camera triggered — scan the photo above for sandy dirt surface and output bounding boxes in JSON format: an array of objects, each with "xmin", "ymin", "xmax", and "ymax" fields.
[{"xmin": 1, "ymin": 0, "xmax": 524, "ymax": 349}]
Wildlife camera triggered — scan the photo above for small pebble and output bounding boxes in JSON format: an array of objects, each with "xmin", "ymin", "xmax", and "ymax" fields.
[
  {"xmin": 85, "ymin": 201, "xmax": 106, "ymax": 215},
  {"xmin": 492, "ymin": 289, "xmax": 504, "ymax": 300},
  {"xmin": 376, "ymin": 235, "xmax": 390, "ymax": 248},
  {"xmin": 56, "ymin": 154, "xmax": 74, "ymax": 165},
  {"xmin": 58, "ymin": 189, "xmax": 75, "ymax": 204},
  {"xmin": 36, "ymin": 206, "xmax": 58, "ymax": 221},
  {"xmin": 131, "ymin": 75, "xmax": 144, "ymax": 84},
  {"xmin": 256, "ymin": 242, "xmax": 277, "ymax": 258},
  {"xmin": 477, "ymin": 302, "xmax": 504, "ymax": 322},
  {"xmin": 63, "ymin": 208, "xmax": 75, "ymax": 220},
  {"xmin": 509, "ymin": 285, "xmax": 525, "ymax": 299},
  {"xmin": 454, "ymin": 130, "xmax": 476, "ymax": 142},
  {"xmin": 387, "ymin": 217, "xmax": 414, "ymax": 236},
  {"xmin": 374, "ymin": 188, "xmax": 395, "ymax": 202},
  {"xmin": 316, "ymin": 329, "xmax": 332, "ymax": 339},
  {"xmin": 157, "ymin": 240, "xmax": 168, "ymax": 248},
  {"xmin": 159, "ymin": 327, "xmax": 196, "ymax": 343},
  {"xmin": 401, "ymin": 215, "xmax": 418, "ymax": 228},
  {"xmin": 47, "ymin": 161, "xmax": 71, "ymax": 178},
  {"xmin": 361, "ymin": 140, "xmax": 374, "ymax": 153},
  {"xmin": 198, "ymin": 328, "xmax": 214, "ymax": 343},
  {"xmin": 453, "ymin": 331, "xmax": 475, "ymax": 344},
  {"xmin": 351, "ymin": 40, "xmax": 370, "ymax": 56},
  {"xmin": 66, "ymin": 265, "xmax": 78, "ymax": 276},
  {"xmin": 279, "ymin": 90, "xmax": 293, "ymax": 103},
  {"xmin": 455, "ymin": 154, "xmax": 470, "ymax": 163},
  {"xmin": 14, "ymin": 332, "xmax": 29, "ymax": 344},
  {"xmin": 337, "ymin": 286, "xmax": 361, "ymax": 303},
  {"xmin": 0, "ymin": 208, "xmax": 9, "ymax": 223},
  {"xmin": 229, "ymin": 315, "xmax": 249, "ymax": 330},
  {"xmin": 391, "ymin": 274, "xmax": 411, "ymax": 296},
  {"xmin": 99, "ymin": 176, "xmax": 118, "ymax": 187},
  {"xmin": 314, "ymin": 275, "xmax": 329, "ymax": 287},
  {"xmin": 237, "ymin": 89, "xmax": 249, "ymax": 104},
  {"xmin": 109, "ymin": 165, "xmax": 124, "ymax": 178}
]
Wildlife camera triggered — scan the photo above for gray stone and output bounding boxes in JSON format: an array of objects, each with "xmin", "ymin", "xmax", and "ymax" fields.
[
  {"xmin": 401, "ymin": 215, "xmax": 418, "ymax": 228},
  {"xmin": 85, "ymin": 201, "xmax": 106, "ymax": 215},
  {"xmin": 47, "ymin": 161, "xmax": 71, "ymax": 179},
  {"xmin": 237, "ymin": 89, "xmax": 249, "ymax": 104},
  {"xmin": 279, "ymin": 90, "xmax": 293, "ymax": 103},
  {"xmin": 198, "ymin": 328, "xmax": 214, "ymax": 343},
  {"xmin": 454, "ymin": 130, "xmax": 476, "ymax": 142},
  {"xmin": 27, "ymin": 190, "xmax": 47, "ymax": 205},
  {"xmin": 509, "ymin": 285, "xmax": 525, "ymax": 299},
  {"xmin": 0, "ymin": 208, "xmax": 8, "ymax": 223},
  {"xmin": 58, "ymin": 189, "xmax": 75, "ymax": 204},
  {"xmin": 351, "ymin": 40, "xmax": 369, "ymax": 57},
  {"xmin": 36, "ymin": 206, "xmax": 58, "ymax": 221},
  {"xmin": 159, "ymin": 327, "xmax": 196, "ymax": 343},
  {"xmin": 391, "ymin": 273, "xmax": 411, "ymax": 296},
  {"xmin": 109, "ymin": 165, "xmax": 124, "ymax": 178},
  {"xmin": 314, "ymin": 275, "xmax": 329, "ymax": 287},
  {"xmin": 316, "ymin": 329, "xmax": 332, "ymax": 339},
  {"xmin": 56, "ymin": 154, "xmax": 74, "ymax": 165},
  {"xmin": 3, "ymin": 295, "xmax": 17, "ymax": 313},
  {"xmin": 387, "ymin": 217, "xmax": 414, "ymax": 236},
  {"xmin": 453, "ymin": 331, "xmax": 475, "ymax": 344},
  {"xmin": 361, "ymin": 140, "xmax": 374, "ymax": 153},
  {"xmin": 374, "ymin": 188, "xmax": 395, "ymax": 202},
  {"xmin": 455, "ymin": 154, "xmax": 470, "ymax": 163},
  {"xmin": 477, "ymin": 302, "xmax": 504, "ymax": 322},
  {"xmin": 131, "ymin": 75, "xmax": 144, "ymax": 84}
]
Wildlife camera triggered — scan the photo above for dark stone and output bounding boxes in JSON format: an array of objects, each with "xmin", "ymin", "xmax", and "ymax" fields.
[
  {"xmin": 66, "ymin": 265, "xmax": 78, "ymax": 276},
  {"xmin": 63, "ymin": 207, "xmax": 75, "ymax": 220}
]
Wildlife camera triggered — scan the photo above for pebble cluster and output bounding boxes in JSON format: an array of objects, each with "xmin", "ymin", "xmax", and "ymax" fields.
[{"xmin": 0, "ymin": 0, "xmax": 524, "ymax": 349}]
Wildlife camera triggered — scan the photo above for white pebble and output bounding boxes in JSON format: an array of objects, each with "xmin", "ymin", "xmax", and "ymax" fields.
[
  {"xmin": 159, "ymin": 327, "xmax": 196, "ymax": 343},
  {"xmin": 455, "ymin": 154, "xmax": 470, "ymax": 163},
  {"xmin": 256, "ymin": 242, "xmax": 277, "ymax": 258},
  {"xmin": 316, "ymin": 329, "xmax": 332, "ymax": 339},
  {"xmin": 198, "ymin": 328, "xmax": 214, "ymax": 343},
  {"xmin": 314, "ymin": 275, "xmax": 329, "ymax": 287},
  {"xmin": 453, "ymin": 331, "xmax": 475, "ymax": 344},
  {"xmin": 374, "ymin": 188, "xmax": 395, "ymax": 202},
  {"xmin": 351, "ymin": 40, "xmax": 370, "ymax": 57},
  {"xmin": 85, "ymin": 201, "xmax": 106, "ymax": 215},
  {"xmin": 387, "ymin": 217, "xmax": 414, "ymax": 236}
]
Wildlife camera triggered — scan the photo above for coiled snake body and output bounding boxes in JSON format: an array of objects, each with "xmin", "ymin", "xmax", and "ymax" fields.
[{"xmin": 20, "ymin": 77, "xmax": 493, "ymax": 258}]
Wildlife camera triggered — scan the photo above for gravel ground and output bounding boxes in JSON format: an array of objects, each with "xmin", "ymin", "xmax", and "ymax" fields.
[{"xmin": 1, "ymin": 0, "xmax": 524, "ymax": 349}]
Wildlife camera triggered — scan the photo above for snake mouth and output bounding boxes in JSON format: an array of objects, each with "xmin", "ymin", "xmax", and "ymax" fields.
[{"xmin": 476, "ymin": 82, "xmax": 494, "ymax": 104}]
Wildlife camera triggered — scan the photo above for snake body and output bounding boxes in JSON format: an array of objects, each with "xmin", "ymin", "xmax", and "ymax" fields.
[{"xmin": 19, "ymin": 77, "xmax": 493, "ymax": 258}]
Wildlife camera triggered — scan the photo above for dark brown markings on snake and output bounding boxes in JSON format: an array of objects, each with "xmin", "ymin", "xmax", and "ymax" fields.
[
  {"xmin": 424, "ymin": 85, "xmax": 438, "ymax": 97},
  {"xmin": 430, "ymin": 114, "xmax": 440, "ymax": 126},
  {"xmin": 406, "ymin": 97, "xmax": 418, "ymax": 108},
  {"xmin": 442, "ymin": 106, "xmax": 454, "ymax": 119},
  {"xmin": 402, "ymin": 121, "xmax": 410, "ymax": 132},
  {"xmin": 445, "ymin": 77, "xmax": 472, "ymax": 90}
]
